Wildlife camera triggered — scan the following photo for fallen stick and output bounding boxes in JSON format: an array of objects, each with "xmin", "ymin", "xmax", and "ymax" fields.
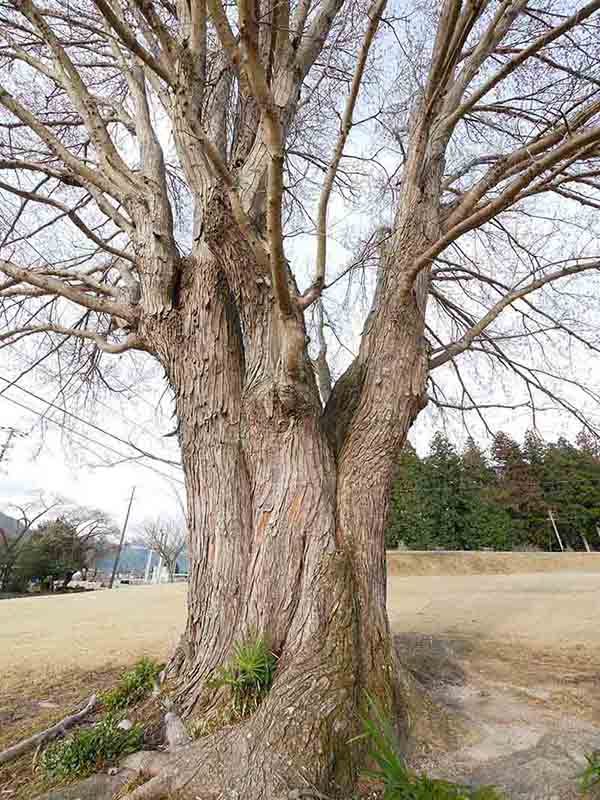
[{"xmin": 0, "ymin": 694, "xmax": 97, "ymax": 766}]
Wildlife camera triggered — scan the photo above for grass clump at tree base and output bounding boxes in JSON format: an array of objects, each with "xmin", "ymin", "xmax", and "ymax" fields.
[
  {"xmin": 580, "ymin": 751, "xmax": 600, "ymax": 796},
  {"xmin": 360, "ymin": 694, "xmax": 505, "ymax": 800},
  {"xmin": 38, "ymin": 658, "xmax": 163, "ymax": 782},
  {"xmin": 100, "ymin": 656, "xmax": 163, "ymax": 712},
  {"xmin": 209, "ymin": 633, "xmax": 277, "ymax": 718}
]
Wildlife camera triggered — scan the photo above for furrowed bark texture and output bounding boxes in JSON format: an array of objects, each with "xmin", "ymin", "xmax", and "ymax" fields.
[
  {"xmin": 133, "ymin": 88, "xmax": 444, "ymax": 797},
  {"xmin": 138, "ymin": 205, "xmax": 360, "ymax": 794}
]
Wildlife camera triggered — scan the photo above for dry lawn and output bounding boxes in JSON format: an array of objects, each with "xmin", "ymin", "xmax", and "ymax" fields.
[
  {"xmin": 0, "ymin": 582, "xmax": 186, "ymax": 694},
  {"xmin": 2, "ymin": 556, "xmax": 600, "ymax": 798}
]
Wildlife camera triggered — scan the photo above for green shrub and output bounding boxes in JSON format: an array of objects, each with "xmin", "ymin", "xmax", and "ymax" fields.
[
  {"xmin": 101, "ymin": 657, "xmax": 162, "ymax": 712},
  {"xmin": 39, "ymin": 714, "xmax": 143, "ymax": 780},
  {"xmin": 580, "ymin": 751, "xmax": 600, "ymax": 795},
  {"xmin": 358, "ymin": 694, "xmax": 505, "ymax": 800},
  {"xmin": 209, "ymin": 633, "xmax": 277, "ymax": 718}
]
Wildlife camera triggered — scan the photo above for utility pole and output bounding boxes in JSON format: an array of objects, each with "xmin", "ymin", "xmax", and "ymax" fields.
[
  {"xmin": 144, "ymin": 548, "xmax": 153, "ymax": 583},
  {"xmin": 548, "ymin": 509, "xmax": 564, "ymax": 552},
  {"xmin": 109, "ymin": 487, "xmax": 136, "ymax": 589}
]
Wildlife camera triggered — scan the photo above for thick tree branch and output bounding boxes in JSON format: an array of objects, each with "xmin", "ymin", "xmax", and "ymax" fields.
[
  {"xmin": 92, "ymin": 0, "xmax": 174, "ymax": 85},
  {"xmin": 0, "ymin": 260, "xmax": 139, "ymax": 321},
  {"xmin": 295, "ymin": 0, "xmax": 347, "ymax": 78},
  {"xmin": 238, "ymin": 0, "xmax": 293, "ymax": 317},
  {"xmin": 404, "ymin": 122, "xmax": 600, "ymax": 292}
]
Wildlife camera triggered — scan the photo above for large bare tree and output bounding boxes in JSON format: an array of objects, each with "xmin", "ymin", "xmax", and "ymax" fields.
[
  {"xmin": 2, "ymin": 0, "xmax": 600, "ymax": 796},
  {"xmin": 140, "ymin": 515, "xmax": 186, "ymax": 580}
]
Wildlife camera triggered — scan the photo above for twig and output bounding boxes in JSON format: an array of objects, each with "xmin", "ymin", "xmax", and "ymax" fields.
[{"xmin": 0, "ymin": 694, "xmax": 97, "ymax": 765}]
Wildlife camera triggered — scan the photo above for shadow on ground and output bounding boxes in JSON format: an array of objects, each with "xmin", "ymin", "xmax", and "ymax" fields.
[{"xmin": 395, "ymin": 632, "xmax": 600, "ymax": 800}]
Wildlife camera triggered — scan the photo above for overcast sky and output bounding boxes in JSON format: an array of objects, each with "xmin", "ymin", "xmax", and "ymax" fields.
[
  {"xmin": 1, "ymin": 338, "xmax": 588, "ymax": 530},
  {"xmin": 0, "ymin": 367, "xmax": 185, "ymax": 530},
  {"xmin": 2, "ymin": 38, "xmax": 599, "ymax": 528}
]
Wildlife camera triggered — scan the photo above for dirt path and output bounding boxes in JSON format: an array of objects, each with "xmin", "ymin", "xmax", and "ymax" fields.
[
  {"xmin": 401, "ymin": 636, "xmax": 600, "ymax": 799},
  {"xmin": 390, "ymin": 572, "xmax": 600, "ymax": 799}
]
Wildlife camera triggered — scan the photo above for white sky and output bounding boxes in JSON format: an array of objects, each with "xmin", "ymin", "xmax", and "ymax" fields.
[
  {"xmin": 0, "ymin": 368, "xmax": 185, "ymax": 530},
  {"xmin": 2, "ymin": 6, "xmax": 600, "ymax": 526},
  {"xmin": 2, "ymin": 193, "xmax": 598, "ymax": 527}
]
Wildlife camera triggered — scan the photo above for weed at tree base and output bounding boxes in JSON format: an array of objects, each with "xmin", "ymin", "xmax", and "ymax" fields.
[
  {"xmin": 38, "ymin": 713, "xmax": 143, "ymax": 780},
  {"xmin": 358, "ymin": 693, "xmax": 505, "ymax": 800},
  {"xmin": 209, "ymin": 633, "xmax": 277, "ymax": 718},
  {"xmin": 580, "ymin": 752, "xmax": 600, "ymax": 796},
  {"xmin": 38, "ymin": 658, "xmax": 162, "ymax": 782},
  {"xmin": 100, "ymin": 657, "xmax": 163, "ymax": 712}
]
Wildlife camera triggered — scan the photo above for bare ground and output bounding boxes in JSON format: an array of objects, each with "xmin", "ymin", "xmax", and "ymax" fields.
[
  {"xmin": 1, "ymin": 563, "xmax": 599, "ymax": 798},
  {"xmin": 0, "ymin": 583, "xmax": 186, "ymax": 690},
  {"xmin": 391, "ymin": 571, "xmax": 600, "ymax": 798}
]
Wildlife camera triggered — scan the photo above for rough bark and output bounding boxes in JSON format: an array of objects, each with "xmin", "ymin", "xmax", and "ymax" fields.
[
  {"xmin": 126, "ymin": 92, "xmax": 451, "ymax": 784},
  {"xmin": 127, "ymin": 96, "xmax": 445, "ymax": 800},
  {"xmin": 134, "ymin": 207, "xmax": 405, "ymax": 795}
]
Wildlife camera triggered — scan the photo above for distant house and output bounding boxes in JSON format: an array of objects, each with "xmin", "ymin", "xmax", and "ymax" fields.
[{"xmin": 92, "ymin": 543, "xmax": 188, "ymax": 579}]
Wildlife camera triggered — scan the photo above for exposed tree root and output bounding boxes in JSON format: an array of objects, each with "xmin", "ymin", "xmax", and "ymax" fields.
[
  {"xmin": 34, "ymin": 770, "xmax": 137, "ymax": 800},
  {"xmin": 32, "ymin": 674, "xmax": 357, "ymax": 800},
  {"xmin": 0, "ymin": 694, "xmax": 97, "ymax": 766},
  {"xmin": 117, "ymin": 686, "xmax": 357, "ymax": 800}
]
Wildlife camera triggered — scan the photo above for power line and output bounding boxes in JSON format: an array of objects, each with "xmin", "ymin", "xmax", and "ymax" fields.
[
  {"xmin": 0, "ymin": 392, "xmax": 185, "ymax": 486},
  {"xmin": 0, "ymin": 373, "xmax": 182, "ymax": 471}
]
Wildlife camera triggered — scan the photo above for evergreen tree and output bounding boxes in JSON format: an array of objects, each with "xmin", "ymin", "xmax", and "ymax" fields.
[
  {"xmin": 386, "ymin": 430, "xmax": 600, "ymax": 553},
  {"xmin": 422, "ymin": 433, "xmax": 468, "ymax": 549},
  {"xmin": 461, "ymin": 438, "xmax": 517, "ymax": 550},
  {"xmin": 575, "ymin": 429, "xmax": 600, "ymax": 461},
  {"xmin": 386, "ymin": 443, "xmax": 434, "ymax": 549},
  {"xmin": 491, "ymin": 431, "xmax": 547, "ymax": 547},
  {"xmin": 541, "ymin": 437, "xmax": 600, "ymax": 550}
]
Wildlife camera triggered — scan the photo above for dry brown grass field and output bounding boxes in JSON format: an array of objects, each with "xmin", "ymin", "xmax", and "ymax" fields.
[{"xmin": 2, "ymin": 554, "xmax": 600, "ymax": 798}]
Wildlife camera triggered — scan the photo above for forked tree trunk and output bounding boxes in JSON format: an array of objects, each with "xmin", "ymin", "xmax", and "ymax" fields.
[
  {"xmin": 143, "ymin": 245, "xmax": 361, "ymax": 795},
  {"xmin": 138, "ymin": 170, "xmax": 437, "ymax": 796}
]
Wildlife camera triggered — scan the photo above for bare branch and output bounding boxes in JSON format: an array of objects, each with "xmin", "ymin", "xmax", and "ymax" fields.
[
  {"xmin": 0, "ymin": 260, "xmax": 139, "ymax": 322},
  {"xmin": 300, "ymin": 0, "xmax": 386, "ymax": 309},
  {"xmin": 430, "ymin": 260, "xmax": 600, "ymax": 370},
  {"xmin": 0, "ymin": 323, "xmax": 145, "ymax": 353}
]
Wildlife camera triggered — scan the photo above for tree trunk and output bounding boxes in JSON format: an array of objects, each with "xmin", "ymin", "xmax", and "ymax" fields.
[
  {"xmin": 137, "ymin": 251, "xmax": 382, "ymax": 796},
  {"xmin": 138, "ymin": 169, "xmax": 438, "ymax": 794}
]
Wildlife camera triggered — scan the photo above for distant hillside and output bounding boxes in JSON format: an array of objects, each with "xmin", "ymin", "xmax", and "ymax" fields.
[
  {"xmin": 0, "ymin": 511, "xmax": 19, "ymax": 535},
  {"xmin": 93, "ymin": 543, "xmax": 188, "ymax": 576}
]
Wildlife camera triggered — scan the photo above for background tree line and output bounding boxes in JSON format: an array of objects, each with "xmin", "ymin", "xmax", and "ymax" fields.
[
  {"xmin": 0, "ymin": 500, "xmax": 116, "ymax": 593},
  {"xmin": 386, "ymin": 430, "xmax": 600, "ymax": 552}
]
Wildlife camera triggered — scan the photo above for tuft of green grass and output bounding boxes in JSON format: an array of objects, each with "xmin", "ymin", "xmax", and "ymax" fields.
[
  {"xmin": 358, "ymin": 693, "xmax": 505, "ymax": 800},
  {"xmin": 580, "ymin": 751, "xmax": 600, "ymax": 795},
  {"xmin": 209, "ymin": 633, "xmax": 277, "ymax": 718},
  {"xmin": 100, "ymin": 657, "xmax": 163, "ymax": 712},
  {"xmin": 39, "ymin": 714, "xmax": 143, "ymax": 780}
]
